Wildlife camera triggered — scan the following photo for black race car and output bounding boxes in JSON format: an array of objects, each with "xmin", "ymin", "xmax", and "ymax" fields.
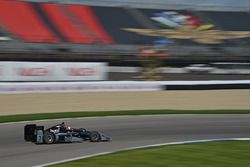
[{"xmin": 24, "ymin": 122, "xmax": 111, "ymax": 144}]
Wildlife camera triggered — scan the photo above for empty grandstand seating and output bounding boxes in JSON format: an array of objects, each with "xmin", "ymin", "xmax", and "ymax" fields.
[
  {"xmin": 0, "ymin": 0, "xmax": 250, "ymax": 46},
  {"xmin": 0, "ymin": 1, "xmax": 59, "ymax": 42},
  {"xmin": 41, "ymin": 3, "xmax": 97, "ymax": 44},
  {"xmin": 65, "ymin": 5, "xmax": 114, "ymax": 44},
  {"xmin": 0, "ymin": 0, "xmax": 115, "ymax": 44}
]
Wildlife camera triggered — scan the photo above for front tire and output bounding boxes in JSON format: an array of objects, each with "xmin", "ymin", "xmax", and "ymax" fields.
[
  {"xmin": 90, "ymin": 131, "xmax": 101, "ymax": 142},
  {"xmin": 43, "ymin": 131, "xmax": 55, "ymax": 144}
]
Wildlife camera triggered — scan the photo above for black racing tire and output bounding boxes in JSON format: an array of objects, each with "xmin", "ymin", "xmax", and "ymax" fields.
[
  {"xmin": 90, "ymin": 131, "xmax": 101, "ymax": 142},
  {"xmin": 43, "ymin": 131, "xmax": 55, "ymax": 144}
]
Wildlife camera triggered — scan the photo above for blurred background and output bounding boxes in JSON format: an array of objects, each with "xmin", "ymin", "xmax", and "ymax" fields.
[
  {"xmin": 1, "ymin": 2, "xmax": 250, "ymax": 166},
  {"xmin": 1, "ymin": 0, "xmax": 250, "ymax": 81}
]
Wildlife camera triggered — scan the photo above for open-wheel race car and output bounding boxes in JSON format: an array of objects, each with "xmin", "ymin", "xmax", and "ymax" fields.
[{"xmin": 24, "ymin": 122, "xmax": 111, "ymax": 144}]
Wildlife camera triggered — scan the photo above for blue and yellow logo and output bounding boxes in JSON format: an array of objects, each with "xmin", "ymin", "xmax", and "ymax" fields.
[{"xmin": 123, "ymin": 11, "xmax": 250, "ymax": 44}]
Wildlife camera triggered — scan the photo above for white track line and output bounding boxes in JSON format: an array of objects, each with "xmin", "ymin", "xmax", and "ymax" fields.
[
  {"xmin": 34, "ymin": 138, "xmax": 250, "ymax": 167},
  {"xmin": 0, "ymin": 114, "xmax": 197, "ymax": 125},
  {"xmin": 0, "ymin": 115, "xmax": 136, "ymax": 125}
]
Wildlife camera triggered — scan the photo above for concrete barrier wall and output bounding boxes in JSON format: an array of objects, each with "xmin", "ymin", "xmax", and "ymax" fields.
[{"xmin": 1, "ymin": 80, "xmax": 250, "ymax": 94}]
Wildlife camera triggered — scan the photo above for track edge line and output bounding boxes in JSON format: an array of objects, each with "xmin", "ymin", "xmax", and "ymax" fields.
[{"xmin": 34, "ymin": 137, "xmax": 250, "ymax": 167}]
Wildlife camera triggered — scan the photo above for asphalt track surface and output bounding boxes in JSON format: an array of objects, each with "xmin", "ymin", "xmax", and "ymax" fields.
[{"xmin": 1, "ymin": 115, "xmax": 250, "ymax": 167}]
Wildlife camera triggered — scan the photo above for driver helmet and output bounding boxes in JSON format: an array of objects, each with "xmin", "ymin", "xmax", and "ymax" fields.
[{"xmin": 61, "ymin": 122, "xmax": 71, "ymax": 130}]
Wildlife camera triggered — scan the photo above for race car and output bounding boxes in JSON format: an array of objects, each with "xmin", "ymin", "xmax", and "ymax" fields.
[{"xmin": 24, "ymin": 122, "xmax": 111, "ymax": 144}]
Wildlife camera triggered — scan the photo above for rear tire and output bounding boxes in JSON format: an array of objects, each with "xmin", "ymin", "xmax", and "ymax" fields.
[
  {"xmin": 43, "ymin": 131, "xmax": 55, "ymax": 144},
  {"xmin": 90, "ymin": 131, "xmax": 101, "ymax": 142},
  {"xmin": 24, "ymin": 124, "xmax": 36, "ymax": 142}
]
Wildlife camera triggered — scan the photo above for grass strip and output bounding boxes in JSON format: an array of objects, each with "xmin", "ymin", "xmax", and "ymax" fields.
[
  {"xmin": 1, "ymin": 109, "xmax": 250, "ymax": 123},
  {"xmin": 50, "ymin": 141, "xmax": 250, "ymax": 167}
]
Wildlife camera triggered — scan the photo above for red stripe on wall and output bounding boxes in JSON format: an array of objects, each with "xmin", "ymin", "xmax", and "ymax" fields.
[
  {"xmin": 66, "ymin": 5, "xmax": 115, "ymax": 44},
  {"xmin": 0, "ymin": 0, "xmax": 59, "ymax": 42},
  {"xmin": 41, "ymin": 3, "xmax": 95, "ymax": 44}
]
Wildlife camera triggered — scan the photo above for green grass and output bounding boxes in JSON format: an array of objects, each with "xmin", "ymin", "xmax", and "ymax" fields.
[
  {"xmin": 50, "ymin": 141, "xmax": 250, "ymax": 167},
  {"xmin": 1, "ymin": 110, "xmax": 250, "ymax": 123}
]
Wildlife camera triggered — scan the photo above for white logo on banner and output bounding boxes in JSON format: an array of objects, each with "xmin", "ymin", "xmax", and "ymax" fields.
[
  {"xmin": 16, "ymin": 67, "xmax": 52, "ymax": 76},
  {"xmin": 64, "ymin": 68, "xmax": 97, "ymax": 76},
  {"xmin": 0, "ymin": 62, "xmax": 107, "ymax": 81}
]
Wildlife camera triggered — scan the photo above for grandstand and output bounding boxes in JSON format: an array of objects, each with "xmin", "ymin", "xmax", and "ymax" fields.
[{"xmin": 0, "ymin": 0, "xmax": 250, "ymax": 66}]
